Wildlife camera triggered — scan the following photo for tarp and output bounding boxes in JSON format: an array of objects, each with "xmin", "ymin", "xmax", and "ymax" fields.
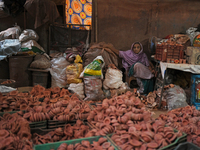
[{"xmin": 160, "ymin": 62, "xmax": 200, "ymax": 79}]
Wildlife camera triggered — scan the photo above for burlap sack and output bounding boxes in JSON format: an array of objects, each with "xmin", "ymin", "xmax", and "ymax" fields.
[
  {"xmin": 83, "ymin": 42, "xmax": 119, "ymax": 68},
  {"xmin": 30, "ymin": 54, "xmax": 51, "ymax": 69}
]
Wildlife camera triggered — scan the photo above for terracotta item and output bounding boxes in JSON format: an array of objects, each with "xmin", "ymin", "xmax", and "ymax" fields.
[
  {"xmin": 0, "ymin": 113, "xmax": 33, "ymax": 149},
  {"xmin": 167, "ymin": 58, "xmax": 171, "ymax": 63},
  {"xmin": 57, "ymin": 137, "xmax": 114, "ymax": 150},
  {"xmin": 32, "ymin": 120, "xmax": 96, "ymax": 145}
]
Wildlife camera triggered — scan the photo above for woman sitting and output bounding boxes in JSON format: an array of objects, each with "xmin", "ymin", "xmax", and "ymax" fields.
[{"xmin": 118, "ymin": 42, "xmax": 154, "ymax": 94}]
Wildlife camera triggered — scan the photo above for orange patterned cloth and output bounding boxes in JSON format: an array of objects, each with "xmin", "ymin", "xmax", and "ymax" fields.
[{"xmin": 66, "ymin": 0, "xmax": 92, "ymax": 30}]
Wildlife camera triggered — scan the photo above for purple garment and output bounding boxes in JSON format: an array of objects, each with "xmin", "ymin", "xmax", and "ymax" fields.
[{"xmin": 119, "ymin": 42, "xmax": 149, "ymax": 70}]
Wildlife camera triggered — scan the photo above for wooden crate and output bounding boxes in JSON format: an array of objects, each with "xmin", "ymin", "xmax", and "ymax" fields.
[{"xmin": 155, "ymin": 43, "xmax": 184, "ymax": 62}]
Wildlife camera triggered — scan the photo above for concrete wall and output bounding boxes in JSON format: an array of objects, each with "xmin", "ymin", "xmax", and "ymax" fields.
[{"xmin": 94, "ymin": 0, "xmax": 200, "ymax": 58}]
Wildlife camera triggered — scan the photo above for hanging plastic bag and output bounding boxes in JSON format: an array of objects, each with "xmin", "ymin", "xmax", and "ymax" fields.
[
  {"xmin": 66, "ymin": 55, "xmax": 83, "ymax": 84},
  {"xmin": 19, "ymin": 29, "xmax": 39, "ymax": 42},
  {"xmin": 164, "ymin": 85, "xmax": 188, "ymax": 110},
  {"xmin": 84, "ymin": 76, "xmax": 105, "ymax": 101},
  {"xmin": 80, "ymin": 56, "xmax": 105, "ymax": 79},
  {"xmin": 103, "ymin": 68, "xmax": 123, "ymax": 89}
]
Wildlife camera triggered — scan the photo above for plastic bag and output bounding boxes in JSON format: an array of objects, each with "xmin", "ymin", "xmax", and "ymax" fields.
[
  {"xmin": 0, "ymin": 26, "xmax": 21, "ymax": 41},
  {"xmin": 0, "ymin": 39, "xmax": 21, "ymax": 56},
  {"xmin": 66, "ymin": 63, "xmax": 83, "ymax": 84},
  {"xmin": 19, "ymin": 29, "xmax": 39, "ymax": 42},
  {"xmin": 21, "ymin": 40, "xmax": 45, "ymax": 53},
  {"xmin": 0, "ymin": 85, "xmax": 17, "ymax": 93},
  {"xmin": 103, "ymin": 68, "xmax": 123, "ymax": 89},
  {"xmin": 50, "ymin": 56, "xmax": 70, "ymax": 88},
  {"xmin": 84, "ymin": 76, "xmax": 105, "ymax": 101},
  {"xmin": 68, "ymin": 83, "xmax": 85, "ymax": 99},
  {"xmin": 66, "ymin": 55, "xmax": 83, "ymax": 84},
  {"xmin": 186, "ymin": 27, "xmax": 200, "ymax": 46},
  {"xmin": 80, "ymin": 56, "xmax": 105, "ymax": 79},
  {"xmin": 164, "ymin": 85, "xmax": 188, "ymax": 110}
]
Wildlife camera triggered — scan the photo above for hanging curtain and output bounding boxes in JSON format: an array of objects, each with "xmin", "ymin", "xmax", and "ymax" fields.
[{"xmin": 66, "ymin": 0, "xmax": 92, "ymax": 30}]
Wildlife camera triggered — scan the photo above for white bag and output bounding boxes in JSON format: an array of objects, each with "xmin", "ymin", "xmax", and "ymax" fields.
[
  {"xmin": 68, "ymin": 83, "xmax": 85, "ymax": 99},
  {"xmin": 50, "ymin": 56, "xmax": 70, "ymax": 88},
  {"xmin": 103, "ymin": 68, "xmax": 123, "ymax": 89},
  {"xmin": 19, "ymin": 29, "xmax": 39, "ymax": 42}
]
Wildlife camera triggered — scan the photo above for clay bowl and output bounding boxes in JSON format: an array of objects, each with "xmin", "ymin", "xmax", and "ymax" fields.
[{"xmin": 0, "ymin": 130, "xmax": 9, "ymax": 138}]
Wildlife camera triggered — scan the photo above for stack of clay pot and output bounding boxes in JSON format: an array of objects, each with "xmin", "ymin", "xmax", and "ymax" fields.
[
  {"xmin": 0, "ymin": 85, "xmax": 74, "ymax": 112},
  {"xmin": 87, "ymin": 91, "xmax": 153, "ymax": 135},
  {"xmin": 0, "ymin": 84, "xmax": 91, "ymax": 122},
  {"xmin": 0, "ymin": 112, "xmax": 32, "ymax": 150},
  {"xmin": 33, "ymin": 120, "xmax": 98, "ymax": 145},
  {"xmin": 110, "ymin": 119, "xmax": 182, "ymax": 149},
  {"xmin": 57, "ymin": 137, "xmax": 115, "ymax": 150},
  {"xmin": 157, "ymin": 105, "xmax": 200, "ymax": 147},
  {"xmin": 23, "ymin": 97, "xmax": 91, "ymax": 122}
]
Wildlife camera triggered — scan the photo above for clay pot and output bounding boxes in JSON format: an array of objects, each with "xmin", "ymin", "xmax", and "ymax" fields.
[
  {"xmin": 104, "ymin": 117, "xmax": 111, "ymax": 125},
  {"xmin": 129, "ymin": 139, "xmax": 142, "ymax": 147},
  {"xmin": 81, "ymin": 140, "xmax": 91, "ymax": 148},
  {"xmin": 102, "ymin": 142, "xmax": 111, "ymax": 149},
  {"xmin": 0, "ymin": 130, "xmax": 9, "ymax": 138},
  {"xmin": 147, "ymin": 142, "xmax": 159, "ymax": 149},
  {"xmin": 91, "ymin": 141, "xmax": 99, "ymax": 147}
]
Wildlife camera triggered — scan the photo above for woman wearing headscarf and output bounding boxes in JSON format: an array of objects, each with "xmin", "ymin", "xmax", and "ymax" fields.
[{"xmin": 118, "ymin": 42, "xmax": 154, "ymax": 94}]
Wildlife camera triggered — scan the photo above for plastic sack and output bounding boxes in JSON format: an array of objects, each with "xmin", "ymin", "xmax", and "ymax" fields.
[
  {"xmin": 186, "ymin": 27, "xmax": 200, "ymax": 46},
  {"xmin": 103, "ymin": 68, "xmax": 123, "ymax": 89},
  {"xmin": 0, "ymin": 26, "xmax": 21, "ymax": 41},
  {"xmin": 84, "ymin": 76, "xmax": 105, "ymax": 101},
  {"xmin": 66, "ymin": 63, "xmax": 83, "ymax": 84},
  {"xmin": 68, "ymin": 83, "xmax": 85, "ymax": 99},
  {"xmin": 80, "ymin": 56, "xmax": 105, "ymax": 79},
  {"xmin": 50, "ymin": 56, "xmax": 70, "ymax": 88},
  {"xmin": 21, "ymin": 40, "xmax": 45, "ymax": 53},
  {"xmin": 0, "ymin": 86, "xmax": 17, "ymax": 93},
  {"xmin": 0, "ymin": 39, "xmax": 21, "ymax": 56},
  {"xmin": 164, "ymin": 85, "xmax": 188, "ymax": 110},
  {"xmin": 19, "ymin": 29, "xmax": 39, "ymax": 42}
]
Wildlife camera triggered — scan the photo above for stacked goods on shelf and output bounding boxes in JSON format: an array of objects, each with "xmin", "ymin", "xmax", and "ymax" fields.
[{"xmin": 155, "ymin": 41, "xmax": 184, "ymax": 62}]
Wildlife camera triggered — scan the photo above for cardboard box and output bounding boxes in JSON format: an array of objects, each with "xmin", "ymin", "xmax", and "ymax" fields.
[{"xmin": 186, "ymin": 46, "xmax": 200, "ymax": 65}]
